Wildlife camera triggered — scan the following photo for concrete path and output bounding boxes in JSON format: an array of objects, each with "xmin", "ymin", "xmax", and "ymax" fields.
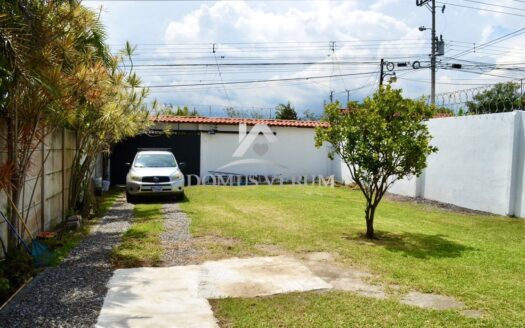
[{"xmin": 96, "ymin": 256, "xmax": 331, "ymax": 328}]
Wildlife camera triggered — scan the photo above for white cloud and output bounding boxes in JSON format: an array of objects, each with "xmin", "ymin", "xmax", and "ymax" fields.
[
  {"xmin": 164, "ymin": 1, "xmax": 413, "ymax": 44},
  {"xmin": 156, "ymin": 0, "xmax": 430, "ymax": 113}
]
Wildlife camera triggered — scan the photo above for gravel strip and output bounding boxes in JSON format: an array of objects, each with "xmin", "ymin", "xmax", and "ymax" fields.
[
  {"xmin": 0, "ymin": 196, "xmax": 133, "ymax": 328},
  {"xmin": 161, "ymin": 202, "xmax": 196, "ymax": 266}
]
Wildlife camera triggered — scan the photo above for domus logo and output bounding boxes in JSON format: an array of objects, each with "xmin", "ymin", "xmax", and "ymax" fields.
[
  {"xmin": 216, "ymin": 123, "xmax": 287, "ymax": 171},
  {"xmin": 232, "ymin": 123, "xmax": 278, "ymax": 157}
]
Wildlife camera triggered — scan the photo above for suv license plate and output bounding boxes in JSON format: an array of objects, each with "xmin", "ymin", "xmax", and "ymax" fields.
[{"xmin": 152, "ymin": 186, "xmax": 162, "ymax": 192}]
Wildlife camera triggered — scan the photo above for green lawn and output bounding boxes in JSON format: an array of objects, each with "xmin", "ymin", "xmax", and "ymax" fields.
[
  {"xmin": 111, "ymin": 203, "xmax": 164, "ymax": 268},
  {"xmin": 211, "ymin": 292, "xmax": 478, "ymax": 328},
  {"xmin": 181, "ymin": 185, "xmax": 525, "ymax": 327}
]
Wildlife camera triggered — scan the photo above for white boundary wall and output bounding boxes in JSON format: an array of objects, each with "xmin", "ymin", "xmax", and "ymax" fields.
[{"xmin": 337, "ymin": 111, "xmax": 525, "ymax": 217}]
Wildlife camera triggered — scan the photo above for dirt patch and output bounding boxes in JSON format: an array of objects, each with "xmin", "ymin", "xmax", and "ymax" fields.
[
  {"xmin": 298, "ymin": 252, "xmax": 481, "ymax": 315},
  {"xmin": 299, "ymin": 252, "xmax": 387, "ymax": 299},
  {"xmin": 386, "ymin": 193, "xmax": 495, "ymax": 216},
  {"xmin": 461, "ymin": 309, "xmax": 484, "ymax": 318},
  {"xmin": 301, "ymin": 251, "xmax": 337, "ymax": 262},
  {"xmin": 194, "ymin": 235, "xmax": 240, "ymax": 248},
  {"xmin": 255, "ymin": 243, "xmax": 289, "ymax": 256},
  {"xmin": 401, "ymin": 291, "xmax": 465, "ymax": 310},
  {"xmin": 190, "ymin": 235, "xmax": 244, "ymax": 262}
]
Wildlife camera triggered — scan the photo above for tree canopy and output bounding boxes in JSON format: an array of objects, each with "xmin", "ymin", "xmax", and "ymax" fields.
[
  {"xmin": 302, "ymin": 110, "xmax": 322, "ymax": 121},
  {"xmin": 315, "ymin": 86, "xmax": 437, "ymax": 238},
  {"xmin": 159, "ymin": 104, "xmax": 199, "ymax": 117},
  {"xmin": 466, "ymin": 82, "xmax": 524, "ymax": 114},
  {"xmin": 275, "ymin": 102, "xmax": 298, "ymax": 120}
]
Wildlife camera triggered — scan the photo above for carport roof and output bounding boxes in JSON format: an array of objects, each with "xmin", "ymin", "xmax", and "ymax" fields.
[{"xmin": 150, "ymin": 116, "xmax": 328, "ymax": 128}]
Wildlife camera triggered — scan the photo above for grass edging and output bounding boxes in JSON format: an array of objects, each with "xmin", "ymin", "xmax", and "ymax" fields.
[{"xmin": 110, "ymin": 203, "xmax": 165, "ymax": 268}]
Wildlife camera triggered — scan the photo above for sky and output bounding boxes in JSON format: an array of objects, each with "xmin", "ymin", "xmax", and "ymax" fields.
[{"xmin": 84, "ymin": 0, "xmax": 525, "ymax": 117}]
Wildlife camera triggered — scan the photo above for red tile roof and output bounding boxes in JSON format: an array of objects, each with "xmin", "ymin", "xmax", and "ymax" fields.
[
  {"xmin": 433, "ymin": 112, "xmax": 454, "ymax": 118},
  {"xmin": 150, "ymin": 115, "xmax": 328, "ymax": 128}
]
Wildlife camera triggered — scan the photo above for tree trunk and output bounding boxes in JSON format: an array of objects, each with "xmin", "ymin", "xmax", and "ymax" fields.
[{"xmin": 365, "ymin": 203, "xmax": 376, "ymax": 239}]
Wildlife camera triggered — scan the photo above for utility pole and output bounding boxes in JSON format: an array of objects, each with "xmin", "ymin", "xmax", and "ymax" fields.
[
  {"xmin": 430, "ymin": 0, "xmax": 436, "ymax": 106},
  {"xmin": 346, "ymin": 90, "xmax": 350, "ymax": 105},
  {"xmin": 329, "ymin": 90, "xmax": 334, "ymax": 103},
  {"xmin": 379, "ymin": 59, "xmax": 396, "ymax": 87},
  {"xmin": 417, "ymin": 0, "xmax": 440, "ymax": 106}
]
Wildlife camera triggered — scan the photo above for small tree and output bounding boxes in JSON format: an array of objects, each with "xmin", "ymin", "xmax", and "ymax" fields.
[
  {"xmin": 315, "ymin": 86, "xmax": 437, "ymax": 238},
  {"xmin": 225, "ymin": 107, "xmax": 244, "ymax": 118},
  {"xmin": 160, "ymin": 104, "xmax": 198, "ymax": 116},
  {"xmin": 275, "ymin": 102, "xmax": 298, "ymax": 120},
  {"xmin": 302, "ymin": 109, "xmax": 322, "ymax": 121}
]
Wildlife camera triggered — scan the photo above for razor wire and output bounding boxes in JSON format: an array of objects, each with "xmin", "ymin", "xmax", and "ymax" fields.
[{"xmin": 423, "ymin": 79, "xmax": 525, "ymax": 115}]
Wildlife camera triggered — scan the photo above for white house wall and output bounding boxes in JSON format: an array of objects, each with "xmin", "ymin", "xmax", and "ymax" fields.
[{"xmin": 200, "ymin": 125, "xmax": 333, "ymax": 180}]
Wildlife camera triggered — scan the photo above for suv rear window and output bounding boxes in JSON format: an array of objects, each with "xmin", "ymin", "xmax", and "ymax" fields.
[{"xmin": 134, "ymin": 153, "xmax": 177, "ymax": 168}]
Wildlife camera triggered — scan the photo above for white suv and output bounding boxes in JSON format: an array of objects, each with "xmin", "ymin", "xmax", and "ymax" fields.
[{"xmin": 125, "ymin": 150, "xmax": 185, "ymax": 203}]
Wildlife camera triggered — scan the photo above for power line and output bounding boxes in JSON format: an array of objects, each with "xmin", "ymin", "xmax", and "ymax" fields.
[
  {"xmin": 440, "ymin": 67, "xmax": 521, "ymax": 79},
  {"xmin": 436, "ymin": 1, "xmax": 525, "ymax": 17},
  {"xmin": 213, "ymin": 46, "xmax": 233, "ymax": 108},
  {"xmin": 130, "ymin": 61, "xmax": 390, "ymax": 68},
  {"xmin": 447, "ymin": 27, "xmax": 525, "ymax": 59},
  {"xmin": 109, "ymin": 39, "xmax": 430, "ymax": 47},
  {"xmin": 454, "ymin": 0, "xmax": 525, "ymax": 12},
  {"xmin": 398, "ymin": 77, "xmax": 514, "ymax": 86},
  {"xmin": 141, "ymin": 70, "xmax": 407, "ymax": 89}
]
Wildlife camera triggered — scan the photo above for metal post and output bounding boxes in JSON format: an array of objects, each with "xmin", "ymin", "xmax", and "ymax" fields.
[
  {"xmin": 62, "ymin": 128, "xmax": 65, "ymax": 221},
  {"xmin": 41, "ymin": 131, "xmax": 45, "ymax": 231},
  {"xmin": 520, "ymin": 79, "xmax": 523, "ymax": 110},
  {"xmin": 431, "ymin": 0, "xmax": 436, "ymax": 106},
  {"xmin": 379, "ymin": 58, "xmax": 384, "ymax": 86}
]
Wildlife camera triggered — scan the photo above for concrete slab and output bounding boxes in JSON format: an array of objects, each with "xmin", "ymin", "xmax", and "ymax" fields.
[
  {"xmin": 96, "ymin": 266, "xmax": 218, "ymax": 328},
  {"xmin": 96, "ymin": 256, "xmax": 331, "ymax": 328},
  {"xmin": 199, "ymin": 256, "xmax": 332, "ymax": 298},
  {"xmin": 97, "ymin": 255, "xmax": 481, "ymax": 326}
]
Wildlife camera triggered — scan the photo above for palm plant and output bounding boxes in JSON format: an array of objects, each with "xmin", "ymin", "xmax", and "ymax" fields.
[{"xmin": 0, "ymin": 1, "xmax": 150, "ymax": 247}]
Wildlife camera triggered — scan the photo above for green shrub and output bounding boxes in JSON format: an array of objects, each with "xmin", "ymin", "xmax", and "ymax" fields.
[{"xmin": 0, "ymin": 247, "xmax": 35, "ymax": 304}]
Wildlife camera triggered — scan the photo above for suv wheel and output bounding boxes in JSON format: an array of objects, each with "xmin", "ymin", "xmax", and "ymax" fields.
[{"xmin": 126, "ymin": 192, "xmax": 136, "ymax": 204}]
